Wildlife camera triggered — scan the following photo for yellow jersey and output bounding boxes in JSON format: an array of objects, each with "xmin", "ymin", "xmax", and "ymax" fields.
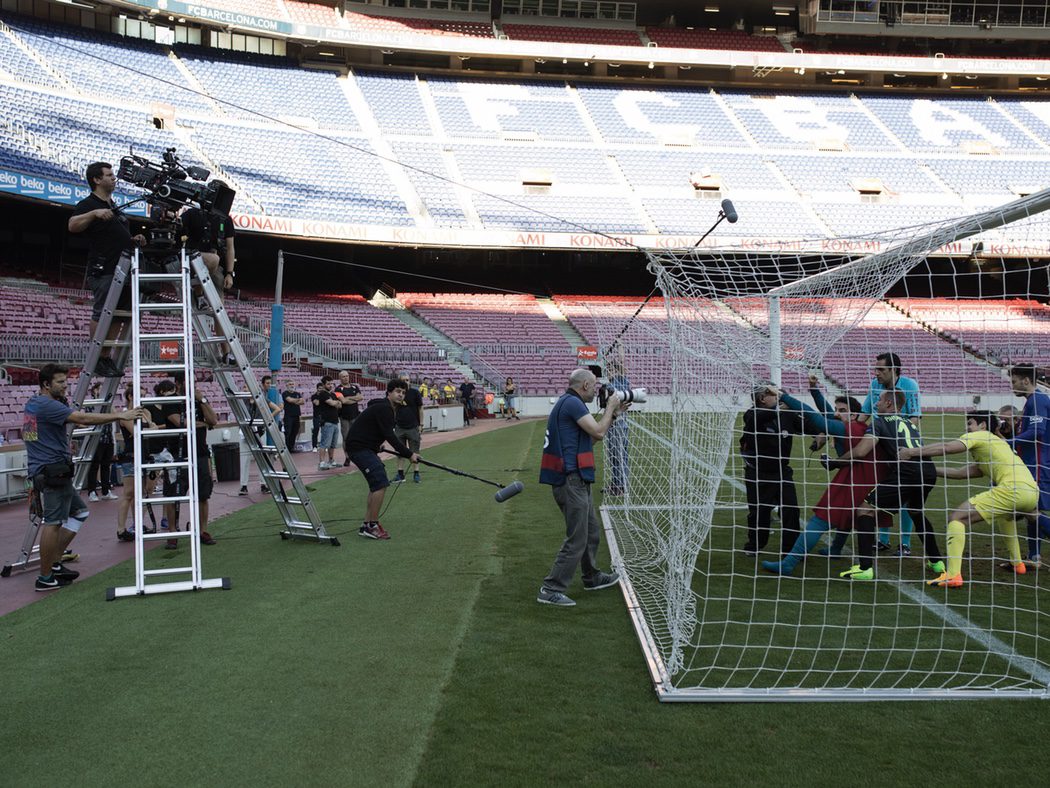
[{"xmin": 958, "ymin": 430, "xmax": 1037, "ymax": 490}]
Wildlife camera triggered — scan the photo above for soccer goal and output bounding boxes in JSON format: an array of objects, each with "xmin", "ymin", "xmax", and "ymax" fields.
[{"xmin": 591, "ymin": 189, "xmax": 1050, "ymax": 701}]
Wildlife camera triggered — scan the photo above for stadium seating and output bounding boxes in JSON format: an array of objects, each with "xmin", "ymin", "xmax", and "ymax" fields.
[
  {"xmin": 890, "ymin": 298, "xmax": 1050, "ymax": 366},
  {"xmin": 284, "ymin": 0, "xmax": 342, "ymax": 27},
  {"xmin": 645, "ymin": 28, "xmax": 784, "ymax": 52},
  {"xmin": 502, "ymin": 24, "xmax": 642, "ymax": 47},
  {"xmin": 344, "ymin": 12, "xmax": 494, "ymax": 38}
]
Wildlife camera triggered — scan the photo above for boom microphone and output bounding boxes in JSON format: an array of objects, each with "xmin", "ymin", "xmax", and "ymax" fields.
[
  {"xmin": 721, "ymin": 198, "xmax": 738, "ymax": 224},
  {"xmin": 494, "ymin": 481, "xmax": 525, "ymax": 503}
]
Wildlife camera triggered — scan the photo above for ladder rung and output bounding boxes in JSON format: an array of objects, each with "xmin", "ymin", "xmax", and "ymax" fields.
[
  {"xmin": 71, "ymin": 428, "xmax": 98, "ymax": 438},
  {"xmin": 199, "ymin": 336, "xmax": 228, "ymax": 344},
  {"xmin": 140, "ymin": 363, "xmax": 188, "ymax": 373},
  {"xmin": 142, "ymin": 427, "xmax": 189, "ymax": 436},
  {"xmin": 139, "ymin": 273, "xmax": 184, "ymax": 282},
  {"xmin": 286, "ymin": 522, "xmax": 320, "ymax": 530},
  {"xmin": 141, "ymin": 496, "xmax": 193, "ymax": 506},
  {"xmin": 140, "ymin": 395, "xmax": 187, "ymax": 405},
  {"xmin": 139, "ymin": 461, "xmax": 192, "ymax": 471},
  {"xmin": 265, "ymin": 471, "xmax": 292, "ymax": 480},
  {"xmin": 137, "ymin": 303, "xmax": 183, "ymax": 312},
  {"xmin": 113, "ymin": 309, "xmax": 133, "ymax": 318},
  {"xmin": 143, "ymin": 567, "xmax": 194, "ymax": 577},
  {"xmin": 83, "ymin": 398, "xmax": 110, "ymax": 407},
  {"xmin": 140, "ymin": 333, "xmax": 187, "ymax": 342},
  {"xmin": 281, "ymin": 497, "xmax": 305, "ymax": 506},
  {"xmin": 102, "ymin": 340, "xmax": 132, "ymax": 348}
]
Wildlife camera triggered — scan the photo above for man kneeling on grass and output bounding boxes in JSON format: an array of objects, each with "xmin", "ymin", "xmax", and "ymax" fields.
[{"xmin": 345, "ymin": 379, "xmax": 420, "ymax": 540}]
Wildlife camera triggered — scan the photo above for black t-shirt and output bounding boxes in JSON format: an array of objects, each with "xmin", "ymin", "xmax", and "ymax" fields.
[
  {"xmin": 335, "ymin": 384, "xmax": 361, "ymax": 419},
  {"xmin": 194, "ymin": 400, "xmax": 210, "ymax": 459},
  {"xmin": 282, "ymin": 389, "xmax": 302, "ymax": 421},
  {"xmin": 459, "ymin": 382, "xmax": 476, "ymax": 401},
  {"xmin": 72, "ymin": 193, "xmax": 133, "ymax": 274},
  {"xmin": 346, "ymin": 398, "xmax": 412, "ymax": 457},
  {"xmin": 146, "ymin": 402, "xmax": 184, "ymax": 457},
  {"xmin": 396, "ymin": 387, "xmax": 423, "ymax": 429},
  {"xmin": 181, "ymin": 208, "xmax": 235, "ymax": 254},
  {"xmin": 312, "ymin": 390, "xmax": 340, "ymax": 425},
  {"xmin": 740, "ymin": 405, "xmax": 803, "ymax": 480}
]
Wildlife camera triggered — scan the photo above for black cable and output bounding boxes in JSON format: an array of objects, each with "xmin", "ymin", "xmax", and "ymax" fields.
[{"xmin": 280, "ymin": 251, "xmax": 544, "ymax": 297}]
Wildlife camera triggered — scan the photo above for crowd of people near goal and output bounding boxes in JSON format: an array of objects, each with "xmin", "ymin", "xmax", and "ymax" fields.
[{"xmin": 740, "ymin": 354, "xmax": 1050, "ymax": 588}]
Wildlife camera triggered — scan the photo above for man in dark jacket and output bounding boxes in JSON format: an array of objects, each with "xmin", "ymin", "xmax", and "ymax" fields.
[
  {"xmin": 740, "ymin": 384, "xmax": 804, "ymax": 557},
  {"xmin": 345, "ymin": 379, "xmax": 420, "ymax": 540}
]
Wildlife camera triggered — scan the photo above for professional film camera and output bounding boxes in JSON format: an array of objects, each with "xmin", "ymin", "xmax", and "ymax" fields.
[
  {"xmin": 118, "ymin": 147, "xmax": 235, "ymax": 250},
  {"xmin": 598, "ymin": 384, "xmax": 647, "ymax": 409}
]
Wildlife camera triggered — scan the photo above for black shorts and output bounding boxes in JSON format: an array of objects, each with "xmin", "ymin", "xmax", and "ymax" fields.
[
  {"xmin": 162, "ymin": 467, "xmax": 190, "ymax": 498},
  {"xmin": 865, "ymin": 461, "xmax": 936, "ymax": 514},
  {"xmin": 87, "ymin": 269, "xmax": 132, "ymax": 322},
  {"xmin": 349, "ymin": 449, "xmax": 389, "ymax": 493},
  {"xmin": 196, "ymin": 459, "xmax": 213, "ymax": 502}
]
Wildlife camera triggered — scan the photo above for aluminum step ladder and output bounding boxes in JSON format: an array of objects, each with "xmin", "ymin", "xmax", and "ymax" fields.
[
  {"xmin": 2, "ymin": 252, "xmax": 136, "ymax": 577},
  {"xmin": 186, "ymin": 252, "xmax": 337, "ymax": 546},
  {"xmin": 108, "ymin": 247, "xmax": 229, "ymax": 599}
]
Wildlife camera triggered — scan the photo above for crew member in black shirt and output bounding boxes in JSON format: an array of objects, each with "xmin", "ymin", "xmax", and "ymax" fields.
[
  {"xmin": 181, "ymin": 202, "xmax": 237, "ymax": 363},
  {"xmin": 281, "ymin": 379, "xmax": 304, "ymax": 453},
  {"xmin": 459, "ymin": 378, "xmax": 476, "ymax": 425},
  {"xmin": 394, "ymin": 373, "xmax": 424, "ymax": 484},
  {"xmin": 345, "ymin": 379, "xmax": 420, "ymax": 540},
  {"xmin": 740, "ymin": 384, "xmax": 804, "ymax": 556},
  {"xmin": 68, "ymin": 162, "xmax": 146, "ymax": 378},
  {"xmin": 335, "ymin": 370, "xmax": 363, "ymax": 466}
]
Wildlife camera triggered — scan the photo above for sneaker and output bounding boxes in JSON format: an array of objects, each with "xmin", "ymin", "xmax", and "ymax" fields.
[
  {"xmin": 318, "ymin": 462, "xmax": 331, "ymax": 471},
  {"xmin": 142, "ymin": 523, "xmax": 156, "ymax": 534},
  {"xmin": 742, "ymin": 546, "xmax": 758, "ymax": 558},
  {"xmin": 583, "ymin": 570, "xmax": 620, "ymax": 591},
  {"xmin": 926, "ymin": 572, "xmax": 964, "ymax": 588},
  {"xmin": 394, "ymin": 471, "xmax": 405, "ymax": 483},
  {"xmin": 239, "ymin": 485, "xmax": 248, "ymax": 496},
  {"xmin": 357, "ymin": 522, "xmax": 390, "ymax": 540},
  {"xmin": 35, "ymin": 574, "xmax": 72, "ymax": 592},
  {"xmin": 93, "ymin": 357, "xmax": 123, "ymax": 377},
  {"xmin": 223, "ymin": 353, "xmax": 237, "ymax": 367},
  {"xmin": 997, "ymin": 561, "xmax": 1028, "ymax": 575},
  {"xmin": 200, "ymin": 531, "xmax": 216, "ymax": 545},
  {"xmin": 926, "ymin": 559, "xmax": 946, "ymax": 574},
  {"xmin": 102, "ymin": 491, "xmax": 120, "ymax": 500},
  {"xmin": 343, "ymin": 459, "xmax": 351, "ymax": 467},
  {"xmin": 536, "ymin": 586, "xmax": 576, "ymax": 607},
  {"xmin": 51, "ymin": 563, "xmax": 80, "ymax": 580},
  {"xmin": 260, "ymin": 484, "xmax": 268, "ymax": 493},
  {"xmin": 61, "ymin": 549, "xmax": 79, "ymax": 563},
  {"xmin": 88, "ymin": 491, "xmax": 99, "ymax": 502},
  {"xmin": 413, "ymin": 471, "xmax": 421, "ymax": 484},
  {"xmin": 893, "ymin": 544, "xmax": 912, "ymax": 557},
  {"xmin": 165, "ymin": 538, "xmax": 178, "ymax": 550},
  {"xmin": 761, "ymin": 559, "xmax": 794, "ymax": 576},
  {"xmin": 160, "ymin": 517, "xmax": 169, "ymax": 531},
  {"xmin": 117, "ymin": 529, "xmax": 135, "ymax": 542},
  {"xmin": 839, "ymin": 564, "xmax": 874, "ymax": 581},
  {"xmin": 876, "ymin": 541, "xmax": 893, "ymax": 553}
]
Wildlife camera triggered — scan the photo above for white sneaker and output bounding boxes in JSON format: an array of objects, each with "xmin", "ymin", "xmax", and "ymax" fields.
[
  {"xmin": 318, "ymin": 462, "xmax": 331, "ymax": 470},
  {"xmin": 103, "ymin": 491, "xmax": 119, "ymax": 500},
  {"xmin": 88, "ymin": 491, "xmax": 99, "ymax": 502}
]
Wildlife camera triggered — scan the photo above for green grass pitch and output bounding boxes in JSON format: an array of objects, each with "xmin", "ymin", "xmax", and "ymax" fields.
[{"xmin": 2, "ymin": 419, "xmax": 1049, "ymax": 786}]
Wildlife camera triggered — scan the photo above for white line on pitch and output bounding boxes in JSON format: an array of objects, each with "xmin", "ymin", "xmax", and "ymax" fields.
[{"xmin": 890, "ymin": 579, "xmax": 1050, "ymax": 688}]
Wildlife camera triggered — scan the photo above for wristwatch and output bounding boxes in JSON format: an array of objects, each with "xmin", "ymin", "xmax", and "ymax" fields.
[{"xmin": 200, "ymin": 397, "xmax": 208, "ymax": 404}]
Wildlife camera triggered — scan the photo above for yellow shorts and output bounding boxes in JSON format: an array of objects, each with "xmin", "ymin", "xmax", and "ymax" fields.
[{"xmin": 969, "ymin": 484, "xmax": 1039, "ymax": 524}]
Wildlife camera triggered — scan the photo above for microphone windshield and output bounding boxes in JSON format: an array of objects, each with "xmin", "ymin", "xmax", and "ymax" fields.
[
  {"xmin": 721, "ymin": 199, "xmax": 739, "ymax": 224},
  {"xmin": 494, "ymin": 480, "xmax": 524, "ymax": 503}
]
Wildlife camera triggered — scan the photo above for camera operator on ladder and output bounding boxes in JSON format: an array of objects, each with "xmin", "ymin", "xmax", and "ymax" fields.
[{"xmin": 68, "ymin": 162, "xmax": 147, "ymax": 378}]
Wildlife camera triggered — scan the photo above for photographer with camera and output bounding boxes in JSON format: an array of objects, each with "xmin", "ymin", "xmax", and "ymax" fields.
[
  {"xmin": 68, "ymin": 162, "xmax": 147, "ymax": 378},
  {"xmin": 536, "ymin": 368, "xmax": 629, "ymax": 607}
]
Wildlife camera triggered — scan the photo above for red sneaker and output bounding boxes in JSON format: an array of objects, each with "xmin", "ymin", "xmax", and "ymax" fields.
[{"xmin": 373, "ymin": 522, "xmax": 391, "ymax": 540}]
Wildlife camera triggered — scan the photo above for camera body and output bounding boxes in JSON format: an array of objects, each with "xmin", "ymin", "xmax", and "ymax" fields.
[
  {"xmin": 598, "ymin": 385, "xmax": 647, "ymax": 409},
  {"xmin": 118, "ymin": 147, "xmax": 235, "ymax": 215}
]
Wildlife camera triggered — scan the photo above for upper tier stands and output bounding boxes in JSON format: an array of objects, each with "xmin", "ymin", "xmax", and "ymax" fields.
[
  {"xmin": 284, "ymin": 0, "xmax": 341, "ymax": 27},
  {"xmin": 645, "ymin": 28, "xmax": 784, "ymax": 52},
  {"xmin": 176, "ymin": 47, "xmax": 359, "ymax": 129},
  {"xmin": 502, "ymin": 24, "xmax": 641, "ymax": 47},
  {"xmin": 344, "ymin": 11, "xmax": 494, "ymax": 38},
  {"xmin": 1, "ymin": 13, "xmax": 1049, "ymax": 241}
]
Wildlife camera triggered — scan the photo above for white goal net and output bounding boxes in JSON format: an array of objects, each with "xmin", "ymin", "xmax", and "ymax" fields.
[{"xmin": 577, "ymin": 189, "xmax": 1050, "ymax": 700}]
